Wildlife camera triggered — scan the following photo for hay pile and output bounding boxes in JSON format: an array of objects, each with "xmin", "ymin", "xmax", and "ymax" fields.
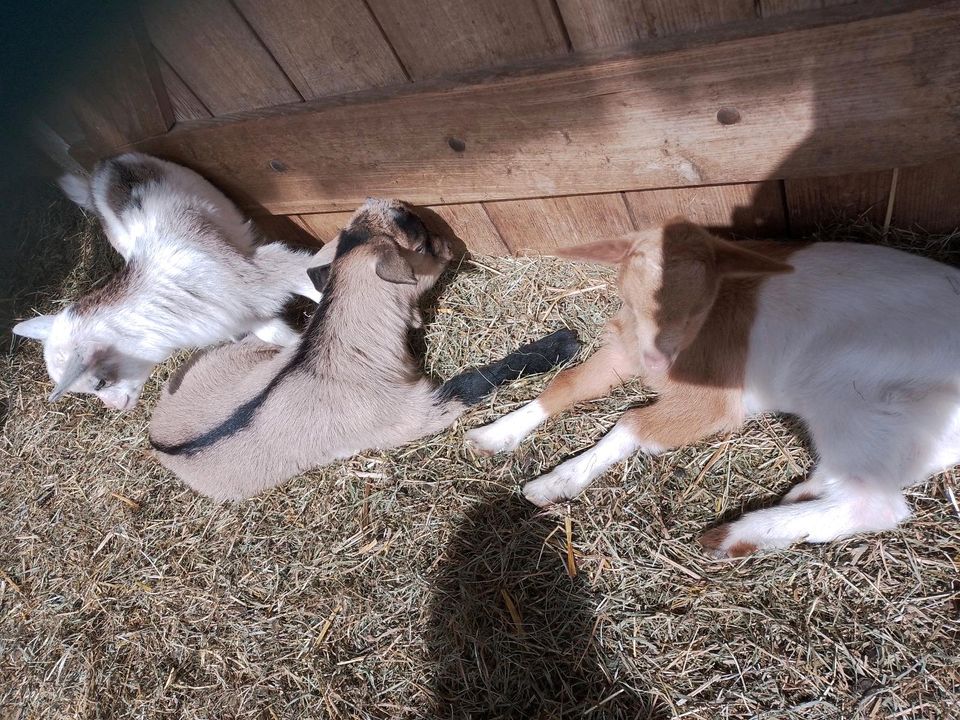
[{"xmin": 1, "ymin": 200, "xmax": 958, "ymax": 719}]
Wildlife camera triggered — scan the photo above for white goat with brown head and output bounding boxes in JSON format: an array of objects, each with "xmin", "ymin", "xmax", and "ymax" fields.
[
  {"xmin": 467, "ymin": 219, "xmax": 960, "ymax": 557},
  {"xmin": 149, "ymin": 199, "xmax": 579, "ymax": 501},
  {"xmin": 13, "ymin": 152, "xmax": 325, "ymax": 410}
]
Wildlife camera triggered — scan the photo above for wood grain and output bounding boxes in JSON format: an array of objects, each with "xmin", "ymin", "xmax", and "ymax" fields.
[
  {"xmin": 425, "ymin": 204, "xmax": 510, "ymax": 254},
  {"xmin": 295, "ymin": 211, "xmax": 356, "ymax": 243},
  {"xmin": 784, "ymin": 170, "xmax": 893, "ymax": 232},
  {"xmin": 761, "ymin": 0, "xmax": 858, "ymax": 18},
  {"xmin": 557, "ymin": 0, "xmax": 756, "ymax": 51},
  {"xmin": 71, "ymin": 13, "xmax": 174, "ymax": 152},
  {"xmin": 134, "ymin": 1, "xmax": 960, "ymax": 215},
  {"xmin": 624, "ymin": 182, "xmax": 786, "ymax": 237},
  {"xmin": 252, "ymin": 213, "xmax": 328, "ymax": 248},
  {"xmin": 297, "ymin": 204, "xmax": 510, "ymax": 254},
  {"xmin": 365, "ymin": 0, "xmax": 569, "ymax": 79},
  {"xmin": 141, "ymin": 0, "xmax": 301, "ymax": 115},
  {"xmin": 156, "ymin": 55, "xmax": 211, "ymax": 121},
  {"xmin": 484, "ymin": 194, "xmax": 636, "ymax": 253},
  {"xmin": 235, "ymin": 0, "xmax": 408, "ymax": 99},
  {"xmin": 891, "ymin": 157, "xmax": 960, "ymax": 232}
]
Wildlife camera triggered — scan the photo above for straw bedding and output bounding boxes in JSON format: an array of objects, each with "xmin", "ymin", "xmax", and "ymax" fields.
[{"xmin": 1, "ymin": 194, "xmax": 958, "ymax": 719}]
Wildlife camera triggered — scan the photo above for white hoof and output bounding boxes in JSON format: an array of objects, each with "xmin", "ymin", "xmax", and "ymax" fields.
[
  {"xmin": 465, "ymin": 424, "xmax": 523, "ymax": 455},
  {"xmin": 522, "ymin": 464, "xmax": 584, "ymax": 507},
  {"xmin": 465, "ymin": 402, "xmax": 547, "ymax": 455}
]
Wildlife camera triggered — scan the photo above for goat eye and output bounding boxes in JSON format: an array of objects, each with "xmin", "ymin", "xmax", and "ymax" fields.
[{"xmin": 94, "ymin": 378, "xmax": 107, "ymax": 391}]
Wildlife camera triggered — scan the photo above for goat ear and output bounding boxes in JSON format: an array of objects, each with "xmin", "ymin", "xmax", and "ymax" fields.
[
  {"xmin": 48, "ymin": 348, "xmax": 90, "ymax": 401},
  {"xmin": 552, "ymin": 238, "xmax": 633, "ymax": 266},
  {"xmin": 13, "ymin": 315, "xmax": 55, "ymax": 341},
  {"xmin": 375, "ymin": 246, "xmax": 417, "ymax": 285},
  {"xmin": 306, "ymin": 265, "xmax": 330, "ymax": 293},
  {"xmin": 714, "ymin": 239, "xmax": 793, "ymax": 278}
]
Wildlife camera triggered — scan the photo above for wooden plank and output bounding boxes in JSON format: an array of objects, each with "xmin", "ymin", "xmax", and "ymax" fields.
[
  {"xmin": 70, "ymin": 12, "xmax": 174, "ymax": 152},
  {"xmin": 761, "ymin": 0, "xmax": 857, "ymax": 18},
  {"xmin": 140, "ymin": 0, "xmax": 301, "ymax": 115},
  {"xmin": 253, "ymin": 213, "xmax": 327, "ymax": 248},
  {"xmin": 784, "ymin": 170, "xmax": 893, "ymax": 232},
  {"xmin": 134, "ymin": 1, "xmax": 960, "ymax": 215},
  {"xmin": 890, "ymin": 157, "xmax": 960, "ymax": 233},
  {"xmin": 425, "ymin": 204, "xmax": 510, "ymax": 255},
  {"xmin": 365, "ymin": 0, "xmax": 569, "ymax": 79},
  {"xmin": 557, "ymin": 0, "xmax": 756, "ymax": 51},
  {"xmin": 298, "ymin": 204, "xmax": 510, "ymax": 254},
  {"xmin": 156, "ymin": 55, "xmax": 211, "ymax": 121},
  {"xmin": 234, "ymin": 0, "xmax": 408, "ymax": 100},
  {"xmin": 484, "ymin": 194, "xmax": 635, "ymax": 254},
  {"xmin": 296, "ymin": 211, "xmax": 355, "ymax": 243},
  {"xmin": 624, "ymin": 182, "xmax": 786, "ymax": 237}
]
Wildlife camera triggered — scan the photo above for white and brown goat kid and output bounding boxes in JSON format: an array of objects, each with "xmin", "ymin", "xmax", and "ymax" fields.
[
  {"xmin": 13, "ymin": 152, "xmax": 327, "ymax": 410},
  {"xmin": 149, "ymin": 200, "xmax": 579, "ymax": 501},
  {"xmin": 467, "ymin": 219, "xmax": 960, "ymax": 557}
]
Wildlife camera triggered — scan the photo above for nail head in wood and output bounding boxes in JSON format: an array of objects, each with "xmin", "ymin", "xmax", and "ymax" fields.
[{"xmin": 716, "ymin": 107, "xmax": 741, "ymax": 126}]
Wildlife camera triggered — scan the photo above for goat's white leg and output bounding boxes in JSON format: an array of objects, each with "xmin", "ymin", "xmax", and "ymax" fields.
[
  {"xmin": 251, "ymin": 318, "xmax": 299, "ymax": 347},
  {"xmin": 523, "ymin": 423, "xmax": 640, "ymax": 506},
  {"xmin": 782, "ymin": 473, "xmax": 829, "ymax": 504},
  {"xmin": 466, "ymin": 344, "xmax": 635, "ymax": 455},
  {"xmin": 701, "ymin": 479, "xmax": 910, "ymax": 558},
  {"xmin": 522, "ymin": 386, "xmax": 739, "ymax": 506},
  {"xmin": 708, "ymin": 387, "xmax": 958, "ymax": 557},
  {"xmin": 466, "ymin": 400, "xmax": 550, "ymax": 455}
]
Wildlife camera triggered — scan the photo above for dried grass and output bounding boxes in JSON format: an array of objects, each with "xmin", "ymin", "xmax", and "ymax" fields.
[{"xmin": 1, "ymin": 201, "xmax": 958, "ymax": 719}]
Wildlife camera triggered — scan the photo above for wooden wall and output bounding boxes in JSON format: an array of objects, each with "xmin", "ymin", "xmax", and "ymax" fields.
[{"xmin": 48, "ymin": 0, "xmax": 960, "ymax": 251}]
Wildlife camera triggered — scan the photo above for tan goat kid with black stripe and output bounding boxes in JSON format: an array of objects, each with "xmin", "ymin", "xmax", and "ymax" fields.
[{"xmin": 149, "ymin": 200, "xmax": 579, "ymax": 501}]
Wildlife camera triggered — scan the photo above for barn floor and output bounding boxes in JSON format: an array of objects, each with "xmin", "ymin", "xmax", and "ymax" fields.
[{"xmin": 1, "ymin": 197, "xmax": 959, "ymax": 719}]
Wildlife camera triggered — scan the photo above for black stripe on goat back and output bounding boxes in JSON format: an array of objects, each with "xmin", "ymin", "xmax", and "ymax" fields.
[
  {"xmin": 150, "ymin": 272, "xmax": 342, "ymax": 457},
  {"xmin": 437, "ymin": 328, "xmax": 580, "ymax": 405},
  {"xmin": 149, "ymin": 356, "xmax": 301, "ymax": 457}
]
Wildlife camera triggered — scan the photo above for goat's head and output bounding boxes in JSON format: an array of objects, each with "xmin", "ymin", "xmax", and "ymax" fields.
[
  {"xmin": 553, "ymin": 219, "xmax": 792, "ymax": 374},
  {"xmin": 13, "ymin": 311, "xmax": 153, "ymax": 410},
  {"xmin": 307, "ymin": 198, "xmax": 452, "ymax": 298}
]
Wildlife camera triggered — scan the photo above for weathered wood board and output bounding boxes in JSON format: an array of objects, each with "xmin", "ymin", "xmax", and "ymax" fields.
[{"xmin": 131, "ymin": 1, "xmax": 960, "ymax": 216}]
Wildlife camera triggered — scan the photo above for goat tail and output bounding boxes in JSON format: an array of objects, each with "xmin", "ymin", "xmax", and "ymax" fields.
[
  {"xmin": 57, "ymin": 171, "xmax": 94, "ymax": 211},
  {"xmin": 436, "ymin": 328, "xmax": 580, "ymax": 406}
]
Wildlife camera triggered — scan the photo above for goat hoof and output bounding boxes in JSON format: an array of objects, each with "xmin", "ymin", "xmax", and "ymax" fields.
[
  {"xmin": 699, "ymin": 524, "xmax": 759, "ymax": 559},
  {"xmin": 464, "ymin": 425, "xmax": 520, "ymax": 455},
  {"xmin": 521, "ymin": 474, "xmax": 567, "ymax": 507}
]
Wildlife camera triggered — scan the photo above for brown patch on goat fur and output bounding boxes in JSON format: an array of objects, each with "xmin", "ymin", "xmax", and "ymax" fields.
[
  {"xmin": 657, "ymin": 221, "xmax": 800, "ymax": 391},
  {"xmin": 727, "ymin": 540, "xmax": 758, "ymax": 557},
  {"xmin": 102, "ymin": 156, "xmax": 164, "ymax": 215},
  {"xmin": 791, "ymin": 491, "xmax": 818, "ymax": 503},
  {"xmin": 700, "ymin": 526, "xmax": 757, "ymax": 557},
  {"xmin": 535, "ymin": 221, "xmax": 803, "ymax": 452},
  {"xmin": 71, "ymin": 261, "xmax": 139, "ymax": 316},
  {"xmin": 699, "ymin": 525, "xmax": 728, "ymax": 552}
]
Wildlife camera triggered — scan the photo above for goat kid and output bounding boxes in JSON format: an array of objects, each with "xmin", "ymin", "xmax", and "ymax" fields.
[
  {"xmin": 149, "ymin": 199, "xmax": 579, "ymax": 501},
  {"xmin": 13, "ymin": 152, "xmax": 327, "ymax": 410},
  {"xmin": 467, "ymin": 219, "xmax": 960, "ymax": 557}
]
